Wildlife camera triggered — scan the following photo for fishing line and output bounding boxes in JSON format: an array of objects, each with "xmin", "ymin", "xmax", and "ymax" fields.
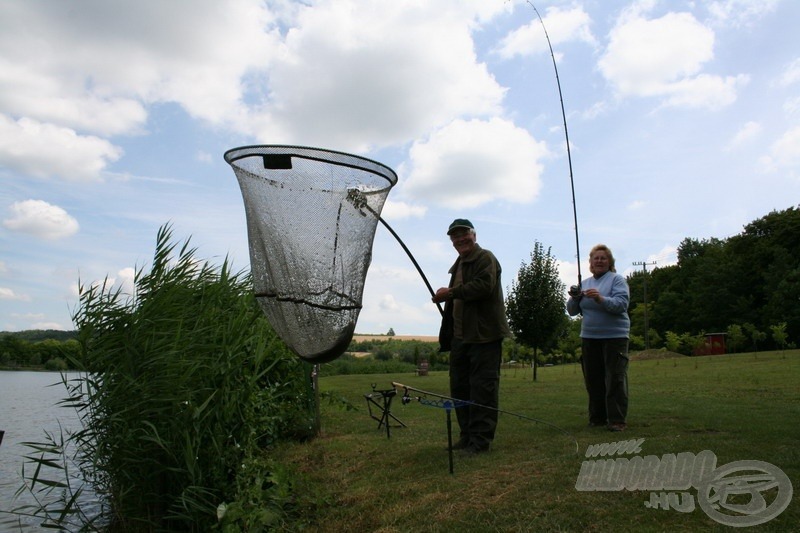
[
  {"xmin": 526, "ymin": 1, "xmax": 583, "ymax": 288},
  {"xmin": 393, "ymin": 381, "xmax": 579, "ymax": 454}
]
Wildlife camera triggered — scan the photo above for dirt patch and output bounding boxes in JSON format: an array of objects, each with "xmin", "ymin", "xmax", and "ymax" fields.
[{"xmin": 631, "ymin": 349, "xmax": 686, "ymax": 361}]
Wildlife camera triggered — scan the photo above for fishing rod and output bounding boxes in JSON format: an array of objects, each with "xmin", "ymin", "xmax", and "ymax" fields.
[
  {"xmin": 526, "ymin": 1, "xmax": 583, "ymax": 291},
  {"xmin": 393, "ymin": 381, "xmax": 579, "ymax": 454}
]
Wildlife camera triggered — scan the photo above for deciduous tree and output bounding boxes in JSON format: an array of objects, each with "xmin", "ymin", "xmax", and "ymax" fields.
[{"xmin": 505, "ymin": 241, "xmax": 567, "ymax": 380}]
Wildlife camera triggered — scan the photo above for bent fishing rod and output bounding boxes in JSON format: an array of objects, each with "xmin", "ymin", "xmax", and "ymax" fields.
[
  {"xmin": 346, "ymin": 188, "xmax": 443, "ymax": 316},
  {"xmin": 393, "ymin": 381, "xmax": 579, "ymax": 454},
  {"xmin": 527, "ymin": 1, "xmax": 583, "ymax": 290}
]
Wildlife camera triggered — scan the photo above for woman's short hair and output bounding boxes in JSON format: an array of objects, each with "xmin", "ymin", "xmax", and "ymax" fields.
[{"xmin": 589, "ymin": 244, "xmax": 616, "ymax": 272}]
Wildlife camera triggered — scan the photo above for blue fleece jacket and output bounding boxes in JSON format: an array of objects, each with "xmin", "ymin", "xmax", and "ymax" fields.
[{"xmin": 567, "ymin": 271, "xmax": 630, "ymax": 339}]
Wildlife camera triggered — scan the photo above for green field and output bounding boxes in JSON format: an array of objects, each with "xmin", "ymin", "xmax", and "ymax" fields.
[{"xmin": 274, "ymin": 351, "xmax": 799, "ymax": 532}]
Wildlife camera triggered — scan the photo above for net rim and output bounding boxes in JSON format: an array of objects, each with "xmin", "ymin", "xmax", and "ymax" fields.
[{"xmin": 224, "ymin": 144, "xmax": 398, "ymax": 188}]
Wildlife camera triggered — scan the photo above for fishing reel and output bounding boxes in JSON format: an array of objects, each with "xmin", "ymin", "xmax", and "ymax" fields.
[{"xmin": 568, "ymin": 284, "xmax": 582, "ymax": 297}]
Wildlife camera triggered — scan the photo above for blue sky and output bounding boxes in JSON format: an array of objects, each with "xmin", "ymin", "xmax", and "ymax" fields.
[{"xmin": 1, "ymin": 0, "xmax": 798, "ymax": 337}]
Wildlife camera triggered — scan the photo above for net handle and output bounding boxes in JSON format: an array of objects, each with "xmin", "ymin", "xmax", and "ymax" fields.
[{"xmin": 378, "ymin": 217, "xmax": 443, "ymax": 317}]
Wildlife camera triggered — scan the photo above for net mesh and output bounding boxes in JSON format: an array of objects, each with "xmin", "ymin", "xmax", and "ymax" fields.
[{"xmin": 225, "ymin": 145, "xmax": 397, "ymax": 363}]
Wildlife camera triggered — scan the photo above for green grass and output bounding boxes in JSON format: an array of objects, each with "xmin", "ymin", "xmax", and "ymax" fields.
[{"xmin": 274, "ymin": 350, "xmax": 800, "ymax": 532}]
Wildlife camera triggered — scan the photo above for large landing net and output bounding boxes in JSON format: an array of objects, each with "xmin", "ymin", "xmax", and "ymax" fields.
[{"xmin": 225, "ymin": 145, "xmax": 397, "ymax": 363}]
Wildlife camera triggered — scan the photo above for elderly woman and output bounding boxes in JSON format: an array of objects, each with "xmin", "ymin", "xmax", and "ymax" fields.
[{"xmin": 567, "ymin": 244, "xmax": 630, "ymax": 432}]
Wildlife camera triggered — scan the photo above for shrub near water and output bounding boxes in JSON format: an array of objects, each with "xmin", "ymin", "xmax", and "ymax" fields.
[{"xmin": 63, "ymin": 225, "xmax": 315, "ymax": 531}]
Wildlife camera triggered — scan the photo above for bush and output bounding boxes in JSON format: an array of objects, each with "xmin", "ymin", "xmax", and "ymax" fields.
[
  {"xmin": 44, "ymin": 357, "xmax": 68, "ymax": 371},
  {"xmin": 319, "ymin": 357, "xmax": 416, "ymax": 377}
]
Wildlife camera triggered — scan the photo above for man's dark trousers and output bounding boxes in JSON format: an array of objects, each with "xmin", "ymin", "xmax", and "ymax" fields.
[{"xmin": 449, "ymin": 337, "xmax": 502, "ymax": 450}]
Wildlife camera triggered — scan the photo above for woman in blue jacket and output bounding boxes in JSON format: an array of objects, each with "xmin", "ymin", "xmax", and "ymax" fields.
[{"xmin": 567, "ymin": 244, "xmax": 630, "ymax": 432}]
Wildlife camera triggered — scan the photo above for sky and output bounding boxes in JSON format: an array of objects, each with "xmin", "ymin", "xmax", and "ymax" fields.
[{"xmin": 1, "ymin": 0, "xmax": 799, "ymax": 337}]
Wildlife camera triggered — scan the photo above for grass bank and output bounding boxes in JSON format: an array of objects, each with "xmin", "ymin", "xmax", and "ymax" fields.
[{"xmin": 274, "ymin": 350, "xmax": 799, "ymax": 532}]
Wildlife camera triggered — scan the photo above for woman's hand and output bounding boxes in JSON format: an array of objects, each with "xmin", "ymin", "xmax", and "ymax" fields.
[{"xmin": 584, "ymin": 288, "xmax": 603, "ymax": 303}]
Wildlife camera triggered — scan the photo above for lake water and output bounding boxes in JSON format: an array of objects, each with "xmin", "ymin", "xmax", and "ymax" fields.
[{"xmin": 0, "ymin": 371, "xmax": 95, "ymax": 531}]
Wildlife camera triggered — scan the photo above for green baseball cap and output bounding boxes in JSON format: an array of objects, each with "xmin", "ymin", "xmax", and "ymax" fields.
[{"xmin": 447, "ymin": 218, "xmax": 474, "ymax": 235}]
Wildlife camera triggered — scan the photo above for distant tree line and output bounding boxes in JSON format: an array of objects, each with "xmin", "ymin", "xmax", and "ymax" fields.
[
  {"xmin": 0, "ymin": 332, "xmax": 79, "ymax": 370},
  {"xmin": 626, "ymin": 206, "xmax": 799, "ymax": 353},
  {"xmin": 345, "ymin": 337, "xmax": 444, "ymax": 366}
]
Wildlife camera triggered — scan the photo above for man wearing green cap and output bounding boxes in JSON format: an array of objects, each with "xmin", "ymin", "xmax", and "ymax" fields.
[{"xmin": 433, "ymin": 219, "xmax": 512, "ymax": 454}]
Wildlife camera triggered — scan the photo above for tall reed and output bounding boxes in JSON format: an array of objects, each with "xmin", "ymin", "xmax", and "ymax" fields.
[{"xmin": 9, "ymin": 224, "xmax": 315, "ymax": 531}]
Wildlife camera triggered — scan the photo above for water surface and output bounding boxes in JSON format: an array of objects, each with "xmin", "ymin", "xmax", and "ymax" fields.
[{"xmin": 0, "ymin": 371, "xmax": 87, "ymax": 530}]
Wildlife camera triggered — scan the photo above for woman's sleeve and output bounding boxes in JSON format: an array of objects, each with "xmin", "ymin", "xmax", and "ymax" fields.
[{"xmin": 602, "ymin": 274, "xmax": 630, "ymax": 314}]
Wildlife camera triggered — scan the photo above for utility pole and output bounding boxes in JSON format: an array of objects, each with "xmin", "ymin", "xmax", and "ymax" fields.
[{"xmin": 632, "ymin": 261, "xmax": 656, "ymax": 349}]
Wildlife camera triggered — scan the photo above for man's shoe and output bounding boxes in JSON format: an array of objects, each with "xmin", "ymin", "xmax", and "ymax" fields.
[
  {"xmin": 608, "ymin": 422, "xmax": 627, "ymax": 432},
  {"xmin": 447, "ymin": 438, "xmax": 470, "ymax": 451},
  {"xmin": 461, "ymin": 443, "xmax": 489, "ymax": 455}
]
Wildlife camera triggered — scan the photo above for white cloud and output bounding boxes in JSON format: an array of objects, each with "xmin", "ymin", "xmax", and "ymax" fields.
[
  {"xmin": 598, "ymin": 10, "xmax": 744, "ymax": 109},
  {"xmin": 0, "ymin": 0, "xmax": 279, "ymax": 133},
  {"xmin": 369, "ymin": 265, "xmax": 423, "ymax": 286},
  {"xmin": 628, "ymin": 200, "xmax": 647, "ymax": 210},
  {"xmin": 660, "ymin": 73, "xmax": 748, "ymax": 110},
  {"xmin": 600, "ymin": 12, "xmax": 713, "ymax": 95},
  {"xmin": 0, "ymin": 56, "xmax": 148, "ymax": 136},
  {"xmin": 760, "ymin": 126, "xmax": 800, "ymax": 175},
  {"xmin": 726, "ymin": 121, "xmax": 762, "ymax": 150},
  {"xmin": 0, "ymin": 0, "xmax": 511, "ymax": 173},
  {"xmin": 31, "ymin": 321, "xmax": 69, "ymax": 331},
  {"xmin": 0, "ymin": 115, "xmax": 122, "ymax": 182},
  {"xmin": 495, "ymin": 6, "xmax": 595, "ymax": 59},
  {"xmin": 70, "ymin": 271, "xmax": 133, "ymax": 300},
  {"xmin": 401, "ymin": 118, "xmax": 548, "ymax": 208},
  {"xmin": 649, "ymin": 245, "xmax": 678, "ymax": 267},
  {"xmin": 116, "ymin": 267, "xmax": 137, "ymax": 295},
  {"xmin": 12, "ymin": 312, "xmax": 45, "ymax": 320},
  {"xmin": 0, "ymin": 287, "xmax": 31, "ymax": 301},
  {"xmin": 784, "ymin": 96, "xmax": 800, "ymax": 116},
  {"xmin": 556, "ymin": 259, "xmax": 580, "ymax": 292},
  {"xmin": 3, "ymin": 199, "xmax": 80, "ymax": 239},
  {"xmin": 581, "ymin": 100, "xmax": 609, "ymax": 120},
  {"xmin": 247, "ymin": 0, "xmax": 507, "ymax": 151},
  {"xmin": 707, "ymin": 0, "xmax": 780, "ymax": 29},
  {"xmin": 379, "ymin": 293, "xmax": 401, "ymax": 312},
  {"xmin": 381, "ymin": 200, "xmax": 427, "ymax": 220},
  {"xmin": 776, "ymin": 57, "xmax": 800, "ymax": 88},
  {"xmin": 360, "ymin": 290, "xmax": 437, "ymax": 335}
]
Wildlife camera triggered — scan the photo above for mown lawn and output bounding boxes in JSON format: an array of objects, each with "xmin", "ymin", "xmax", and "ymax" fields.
[{"xmin": 273, "ymin": 351, "xmax": 799, "ymax": 532}]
